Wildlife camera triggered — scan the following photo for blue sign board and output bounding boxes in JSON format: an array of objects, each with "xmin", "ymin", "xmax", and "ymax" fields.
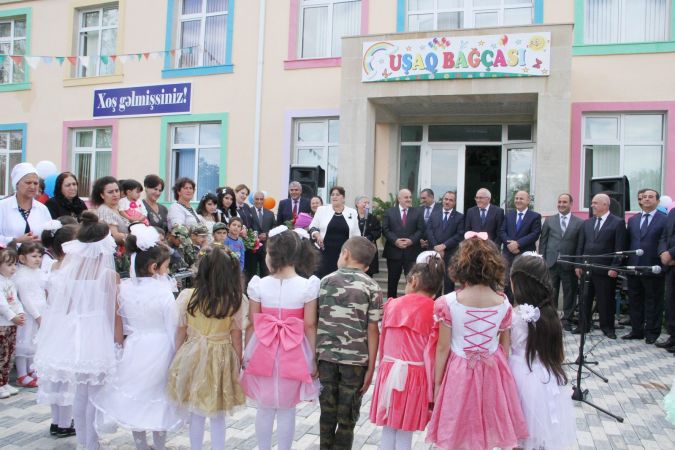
[{"xmin": 93, "ymin": 83, "xmax": 191, "ymax": 118}]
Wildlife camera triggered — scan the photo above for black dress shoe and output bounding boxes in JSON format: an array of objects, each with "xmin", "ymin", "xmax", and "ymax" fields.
[
  {"xmin": 56, "ymin": 420, "xmax": 76, "ymax": 438},
  {"xmin": 667, "ymin": 346, "xmax": 675, "ymax": 354},
  {"xmin": 621, "ymin": 332, "xmax": 645, "ymax": 340},
  {"xmin": 572, "ymin": 326, "xmax": 591, "ymax": 334},
  {"xmin": 563, "ymin": 322, "xmax": 572, "ymax": 332},
  {"xmin": 50, "ymin": 424, "xmax": 58, "ymax": 436},
  {"xmin": 646, "ymin": 336, "xmax": 657, "ymax": 344},
  {"xmin": 604, "ymin": 330, "xmax": 617, "ymax": 339},
  {"xmin": 656, "ymin": 337, "xmax": 675, "ymax": 348},
  {"xmin": 618, "ymin": 317, "xmax": 631, "ymax": 326}
]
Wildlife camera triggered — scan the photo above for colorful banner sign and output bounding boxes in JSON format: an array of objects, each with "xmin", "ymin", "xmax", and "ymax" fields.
[
  {"xmin": 362, "ymin": 32, "xmax": 551, "ymax": 82},
  {"xmin": 93, "ymin": 83, "xmax": 191, "ymax": 118}
]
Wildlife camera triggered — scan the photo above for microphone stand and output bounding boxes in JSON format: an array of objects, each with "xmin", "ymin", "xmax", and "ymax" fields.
[{"xmin": 557, "ymin": 255, "xmax": 625, "ymax": 423}]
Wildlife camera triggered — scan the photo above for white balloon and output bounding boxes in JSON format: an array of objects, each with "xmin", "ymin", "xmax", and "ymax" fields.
[
  {"xmin": 35, "ymin": 160, "xmax": 59, "ymax": 178},
  {"xmin": 660, "ymin": 195, "xmax": 673, "ymax": 207}
]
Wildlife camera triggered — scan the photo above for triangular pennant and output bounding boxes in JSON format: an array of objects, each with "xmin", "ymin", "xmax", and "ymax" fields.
[
  {"xmin": 66, "ymin": 56, "xmax": 77, "ymax": 65},
  {"xmin": 56, "ymin": 56, "xmax": 65, "ymax": 65},
  {"xmin": 41, "ymin": 56, "xmax": 53, "ymax": 64},
  {"xmin": 24, "ymin": 56, "xmax": 40, "ymax": 69},
  {"xmin": 118, "ymin": 54, "xmax": 129, "ymax": 63},
  {"xmin": 110, "ymin": 55, "xmax": 117, "ymax": 62},
  {"xmin": 175, "ymin": 49, "xmax": 182, "ymax": 59},
  {"xmin": 79, "ymin": 55, "xmax": 90, "ymax": 68},
  {"xmin": 142, "ymin": 52, "xmax": 149, "ymax": 60},
  {"xmin": 10, "ymin": 55, "xmax": 22, "ymax": 64},
  {"xmin": 100, "ymin": 55, "xmax": 109, "ymax": 65},
  {"xmin": 169, "ymin": 49, "xmax": 176, "ymax": 57},
  {"xmin": 0, "ymin": 55, "xmax": 5, "ymax": 63},
  {"xmin": 136, "ymin": 53, "xmax": 142, "ymax": 61},
  {"xmin": 149, "ymin": 51, "xmax": 161, "ymax": 60}
]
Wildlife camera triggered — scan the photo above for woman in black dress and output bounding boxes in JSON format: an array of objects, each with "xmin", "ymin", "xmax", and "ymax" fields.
[
  {"xmin": 355, "ymin": 195, "xmax": 382, "ymax": 277},
  {"xmin": 309, "ymin": 186, "xmax": 360, "ymax": 278},
  {"xmin": 45, "ymin": 172, "xmax": 87, "ymax": 220}
]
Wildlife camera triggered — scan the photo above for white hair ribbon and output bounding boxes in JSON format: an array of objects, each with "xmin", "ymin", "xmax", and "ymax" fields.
[
  {"xmin": 268, "ymin": 225, "xmax": 289, "ymax": 238},
  {"xmin": 416, "ymin": 250, "xmax": 442, "ymax": 265},
  {"xmin": 43, "ymin": 220, "xmax": 63, "ymax": 237},
  {"xmin": 519, "ymin": 304, "xmax": 541, "ymax": 323},
  {"xmin": 293, "ymin": 228, "xmax": 310, "ymax": 240}
]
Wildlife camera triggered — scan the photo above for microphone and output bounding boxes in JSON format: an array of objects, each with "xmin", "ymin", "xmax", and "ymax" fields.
[
  {"xmin": 613, "ymin": 249, "xmax": 644, "ymax": 256},
  {"xmin": 625, "ymin": 265, "xmax": 662, "ymax": 274}
]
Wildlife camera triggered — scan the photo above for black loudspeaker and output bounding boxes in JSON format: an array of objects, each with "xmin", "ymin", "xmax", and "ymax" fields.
[
  {"xmin": 289, "ymin": 165, "xmax": 326, "ymax": 198},
  {"xmin": 589, "ymin": 176, "xmax": 630, "ymax": 218}
]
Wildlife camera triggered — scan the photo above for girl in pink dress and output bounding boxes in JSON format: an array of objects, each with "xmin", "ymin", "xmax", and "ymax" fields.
[
  {"xmin": 369, "ymin": 251, "xmax": 445, "ymax": 450},
  {"xmin": 426, "ymin": 232, "xmax": 528, "ymax": 450},
  {"xmin": 239, "ymin": 226, "xmax": 321, "ymax": 450}
]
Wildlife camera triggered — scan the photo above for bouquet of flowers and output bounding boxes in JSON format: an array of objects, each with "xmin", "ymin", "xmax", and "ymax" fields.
[{"xmin": 243, "ymin": 228, "xmax": 263, "ymax": 252}]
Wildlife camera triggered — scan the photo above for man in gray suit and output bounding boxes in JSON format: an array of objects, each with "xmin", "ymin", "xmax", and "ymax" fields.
[{"xmin": 539, "ymin": 193, "xmax": 583, "ymax": 331}]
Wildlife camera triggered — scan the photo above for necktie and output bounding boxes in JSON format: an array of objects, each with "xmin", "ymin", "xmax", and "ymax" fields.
[
  {"xmin": 480, "ymin": 208, "xmax": 486, "ymax": 225},
  {"xmin": 640, "ymin": 213, "xmax": 650, "ymax": 235},
  {"xmin": 443, "ymin": 211, "xmax": 449, "ymax": 228},
  {"xmin": 516, "ymin": 212, "xmax": 524, "ymax": 232},
  {"xmin": 593, "ymin": 217, "xmax": 602, "ymax": 238},
  {"xmin": 561, "ymin": 215, "xmax": 567, "ymax": 235},
  {"xmin": 424, "ymin": 206, "xmax": 431, "ymax": 222},
  {"xmin": 292, "ymin": 200, "xmax": 298, "ymax": 217},
  {"xmin": 258, "ymin": 208, "xmax": 263, "ymax": 225},
  {"xmin": 402, "ymin": 209, "xmax": 408, "ymax": 226}
]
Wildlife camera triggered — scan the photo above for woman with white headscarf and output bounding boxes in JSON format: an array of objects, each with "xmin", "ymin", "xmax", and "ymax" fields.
[{"xmin": 0, "ymin": 163, "xmax": 52, "ymax": 246}]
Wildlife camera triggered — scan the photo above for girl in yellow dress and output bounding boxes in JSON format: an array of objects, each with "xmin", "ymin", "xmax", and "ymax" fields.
[{"xmin": 167, "ymin": 246, "xmax": 246, "ymax": 450}]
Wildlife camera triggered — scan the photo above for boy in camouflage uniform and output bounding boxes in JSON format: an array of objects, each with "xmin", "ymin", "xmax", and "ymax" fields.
[
  {"xmin": 167, "ymin": 224, "xmax": 196, "ymax": 274},
  {"xmin": 317, "ymin": 236, "xmax": 383, "ymax": 450}
]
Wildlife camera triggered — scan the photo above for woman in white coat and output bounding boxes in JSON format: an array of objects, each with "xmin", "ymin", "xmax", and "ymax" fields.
[{"xmin": 309, "ymin": 186, "xmax": 360, "ymax": 277}]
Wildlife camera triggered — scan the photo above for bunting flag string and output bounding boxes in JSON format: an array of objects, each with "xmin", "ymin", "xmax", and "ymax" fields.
[{"xmin": 0, "ymin": 46, "xmax": 197, "ymax": 68}]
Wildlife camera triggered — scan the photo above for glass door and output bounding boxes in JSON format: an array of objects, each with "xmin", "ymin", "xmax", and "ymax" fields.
[
  {"xmin": 419, "ymin": 143, "xmax": 465, "ymax": 212},
  {"xmin": 502, "ymin": 144, "xmax": 535, "ymax": 209}
]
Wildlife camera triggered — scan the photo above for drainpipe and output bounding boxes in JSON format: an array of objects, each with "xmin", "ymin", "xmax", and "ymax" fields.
[{"xmin": 252, "ymin": 0, "xmax": 266, "ymax": 191}]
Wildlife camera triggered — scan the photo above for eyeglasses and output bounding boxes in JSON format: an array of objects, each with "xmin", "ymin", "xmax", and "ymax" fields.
[{"xmin": 475, "ymin": 196, "xmax": 488, "ymax": 200}]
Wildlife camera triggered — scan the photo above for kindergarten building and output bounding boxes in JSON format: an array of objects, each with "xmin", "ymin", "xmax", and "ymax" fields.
[{"xmin": 1, "ymin": 0, "xmax": 674, "ymax": 215}]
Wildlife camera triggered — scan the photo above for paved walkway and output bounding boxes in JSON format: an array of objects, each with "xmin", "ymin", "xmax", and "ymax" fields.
[{"xmin": 1, "ymin": 328, "xmax": 674, "ymax": 449}]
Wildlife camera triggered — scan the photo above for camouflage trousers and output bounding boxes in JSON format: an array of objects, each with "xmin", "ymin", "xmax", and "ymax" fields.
[
  {"xmin": 318, "ymin": 360, "xmax": 367, "ymax": 450},
  {"xmin": 0, "ymin": 326, "xmax": 17, "ymax": 386}
]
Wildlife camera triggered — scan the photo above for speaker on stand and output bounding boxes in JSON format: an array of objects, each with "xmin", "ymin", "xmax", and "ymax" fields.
[{"xmin": 588, "ymin": 176, "xmax": 630, "ymax": 218}]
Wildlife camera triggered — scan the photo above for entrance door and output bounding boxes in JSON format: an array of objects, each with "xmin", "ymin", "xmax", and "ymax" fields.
[
  {"xmin": 463, "ymin": 145, "xmax": 502, "ymax": 211},
  {"xmin": 419, "ymin": 144, "xmax": 465, "ymax": 212},
  {"xmin": 503, "ymin": 144, "xmax": 535, "ymax": 209}
]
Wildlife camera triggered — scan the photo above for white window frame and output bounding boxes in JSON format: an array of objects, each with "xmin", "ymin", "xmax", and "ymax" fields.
[
  {"xmin": 293, "ymin": 117, "xmax": 339, "ymax": 202},
  {"xmin": 406, "ymin": 0, "xmax": 534, "ymax": 31},
  {"xmin": 0, "ymin": 130, "xmax": 22, "ymax": 198},
  {"xmin": 71, "ymin": 127, "xmax": 113, "ymax": 198},
  {"xmin": 76, "ymin": 4, "xmax": 118, "ymax": 77},
  {"xmin": 298, "ymin": 0, "xmax": 361, "ymax": 59},
  {"xmin": 169, "ymin": 122, "xmax": 222, "ymax": 198},
  {"xmin": 584, "ymin": 0, "xmax": 671, "ymax": 45},
  {"xmin": 175, "ymin": 0, "xmax": 228, "ymax": 68},
  {"xmin": 581, "ymin": 112, "xmax": 665, "ymax": 210},
  {"xmin": 0, "ymin": 16, "xmax": 26, "ymax": 84}
]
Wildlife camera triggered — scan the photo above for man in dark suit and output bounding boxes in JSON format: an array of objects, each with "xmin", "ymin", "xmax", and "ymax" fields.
[
  {"xmin": 465, "ymin": 188, "xmax": 504, "ymax": 246},
  {"xmin": 656, "ymin": 206, "xmax": 675, "ymax": 352},
  {"xmin": 234, "ymin": 183, "xmax": 254, "ymax": 229},
  {"xmin": 499, "ymin": 190, "xmax": 541, "ymax": 263},
  {"xmin": 622, "ymin": 188, "xmax": 667, "ymax": 343},
  {"xmin": 277, "ymin": 181, "xmax": 311, "ymax": 225},
  {"xmin": 419, "ymin": 188, "xmax": 441, "ymax": 250},
  {"xmin": 247, "ymin": 191, "xmax": 276, "ymax": 278},
  {"xmin": 427, "ymin": 191, "xmax": 464, "ymax": 294},
  {"xmin": 539, "ymin": 193, "xmax": 583, "ymax": 331},
  {"xmin": 383, "ymin": 189, "xmax": 425, "ymax": 298},
  {"xmin": 574, "ymin": 193, "xmax": 627, "ymax": 339}
]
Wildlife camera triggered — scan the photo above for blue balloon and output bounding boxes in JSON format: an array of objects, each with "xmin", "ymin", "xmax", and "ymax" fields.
[
  {"xmin": 657, "ymin": 205, "xmax": 668, "ymax": 214},
  {"xmin": 44, "ymin": 174, "xmax": 57, "ymax": 197},
  {"xmin": 248, "ymin": 193, "xmax": 254, "ymax": 204}
]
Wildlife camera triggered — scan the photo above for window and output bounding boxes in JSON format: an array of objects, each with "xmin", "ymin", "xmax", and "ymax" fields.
[
  {"xmin": 175, "ymin": 0, "xmax": 228, "ymax": 68},
  {"xmin": 582, "ymin": 113, "xmax": 664, "ymax": 209},
  {"xmin": 0, "ymin": 16, "xmax": 26, "ymax": 84},
  {"xmin": 406, "ymin": 0, "xmax": 533, "ymax": 31},
  {"xmin": 72, "ymin": 128, "xmax": 112, "ymax": 197},
  {"xmin": 170, "ymin": 122, "xmax": 221, "ymax": 199},
  {"xmin": 0, "ymin": 130, "xmax": 22, "ymax": 197},
  {"xmin": 76, "ymin": 5, "xmax": 118, "ymax": 77},
  {"xmin": 293, "ymin": 118, "xmax": 339, "ymax": 201},
  {"xmin": 299, "ymin": 0, "xmax": 361, "ymax": 58},
  {"xmin": 584, "ymin": 0, "xmax": 670, "ymax": 44}
]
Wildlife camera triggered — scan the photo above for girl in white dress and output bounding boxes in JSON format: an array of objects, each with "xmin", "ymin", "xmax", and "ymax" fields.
[
  {"xmin": 92, "ymin": 225, "xmax": 183, "ymax": 450},
  {"xmin": 14, "ymin": 241, "xmax": 47, "ymax": 388},
  {"xmin": 508, "ymin": 253, "xmax": 576, "ymax": 450},
  {"xmin": 34, "ymin": 211, "xmax": 122, "ymax": 450}
]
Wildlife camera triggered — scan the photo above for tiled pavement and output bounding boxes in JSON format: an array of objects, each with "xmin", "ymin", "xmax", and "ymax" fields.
[{"xmin": 1, "ymin": 327, "xmax": 675, "ymax": 449}]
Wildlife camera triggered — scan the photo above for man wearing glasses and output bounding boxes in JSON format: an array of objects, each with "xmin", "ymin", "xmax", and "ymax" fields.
[{"xmin": 465, "ymin": 188, "xmax": 505, "ymax": 246}]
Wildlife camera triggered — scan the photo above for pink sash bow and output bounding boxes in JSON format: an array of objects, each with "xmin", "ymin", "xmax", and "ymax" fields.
[{"xmin": 245, "ymin": 313, "xmax": 311, "ymax": 383}]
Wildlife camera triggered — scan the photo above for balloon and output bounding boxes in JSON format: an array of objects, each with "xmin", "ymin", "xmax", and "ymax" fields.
[
  {"xmin": 669, "ymin": 201, "xmax": 675, "ymax": 211},
  {"xmin": 660, "ymin": 195, "xmax": 673, "ymax": 208},
  {"xmin": 248, "ymin": 193, "xmax": 254, "ymax": 204},
  {"xmin": 36, "ymin": 160, "xmax": 59, "ymax": 178},
  {"xmin": 263, "ymin": 197, "xmax": 276, "ymax": 210},
  {"xmin": 657, "ymin": 205, "xmax": 668, "ymax": 214},
  {"xmin": 44, "ymin": 174, "xmax": 57, "ymax": 197}
]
